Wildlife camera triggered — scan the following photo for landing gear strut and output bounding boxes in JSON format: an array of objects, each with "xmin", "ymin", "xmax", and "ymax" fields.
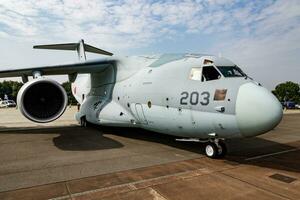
[
  {"xmin": 80, "ymin": 116, "xmax": 88, "ymax": 127},
  {"xmin": 205, "ymin": 139, "xmax": 227, "ymax": 158}
]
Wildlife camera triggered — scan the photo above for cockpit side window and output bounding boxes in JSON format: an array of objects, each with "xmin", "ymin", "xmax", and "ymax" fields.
[
  {"xmin": 217, "ymin": 66, "xmax": 246, "ymax": 77},
  {"xmin": 189, "ymin": 67, "xmax": 202, "ymax": 81},
  {"xmin": 202, "ymin": 66, "xmax": 221, "ymax": 81}
]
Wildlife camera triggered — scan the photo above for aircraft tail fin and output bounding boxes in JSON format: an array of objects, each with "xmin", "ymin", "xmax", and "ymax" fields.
[{"xmin": 33, "ymin": 39, "xmax": 113, "ymax": 61}]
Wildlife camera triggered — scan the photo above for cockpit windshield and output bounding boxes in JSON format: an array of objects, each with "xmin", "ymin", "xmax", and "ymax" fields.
[{"xmin": 217, "ymin": 66, "xmax": 246, "ymax": 78}]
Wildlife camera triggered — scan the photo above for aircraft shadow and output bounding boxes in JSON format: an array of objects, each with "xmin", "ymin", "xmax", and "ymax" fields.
[
  {"xmin": 94, "ymin": 125, "xmax": 300, "ymax": 173},
  {"xmin": 0, "ymin": 124, "xmax": 299, "ymax": 173},
  {"xmin": 225, "ymin": 137, "xmax": 300, "ymax": 173},
  {"xmin": 0, "ymin": 126, "xmax": 124, "ymax": 151},
  {"xmin": 52, "ymin": 127, "xmax": 124, "ymax": 151}
]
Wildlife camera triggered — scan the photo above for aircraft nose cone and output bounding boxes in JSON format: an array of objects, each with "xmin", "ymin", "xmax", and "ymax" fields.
[{"xmin": 236, "ymin": 83, "xmax": 283, "ymax": 137}]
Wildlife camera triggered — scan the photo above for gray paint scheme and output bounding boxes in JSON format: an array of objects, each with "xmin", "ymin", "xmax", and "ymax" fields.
[{"xmin": 0, "ymin": 53, "xmax": 283, "ymax": 141}]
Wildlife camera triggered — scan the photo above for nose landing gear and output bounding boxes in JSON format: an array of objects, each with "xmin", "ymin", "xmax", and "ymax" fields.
[
  {"xmin": 205, "ymin": 139, "xmax": 227, "ymax": 158},
  {"xmin": 176, "ymin": 138, "xmax": 227, "ymax": 159}
]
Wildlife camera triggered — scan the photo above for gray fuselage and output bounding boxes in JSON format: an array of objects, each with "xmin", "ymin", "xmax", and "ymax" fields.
[{"xmin": 74, "ymin": 54, "xmax": 283, "ymax": 140}]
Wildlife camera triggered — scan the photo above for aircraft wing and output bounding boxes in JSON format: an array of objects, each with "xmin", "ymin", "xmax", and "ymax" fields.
[{"xmin": 0, "ymin": 58, "xmax": 116, "ymax": 78}]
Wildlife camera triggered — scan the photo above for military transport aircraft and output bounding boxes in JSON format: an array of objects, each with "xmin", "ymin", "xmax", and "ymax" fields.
[{"xmin": 0, "ymin": 40, "xmax": 283, "ymax": 158}]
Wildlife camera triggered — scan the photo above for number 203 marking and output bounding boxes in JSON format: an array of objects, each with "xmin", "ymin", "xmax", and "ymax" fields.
[{"xmin": 180, "ymin": 91, "xmax": 210, "ymax": 106}]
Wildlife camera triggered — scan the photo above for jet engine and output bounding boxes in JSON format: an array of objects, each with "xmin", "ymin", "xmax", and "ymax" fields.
[{"xmin": 17, "ymin": 78, "xmax": 68, "ymax": 123}]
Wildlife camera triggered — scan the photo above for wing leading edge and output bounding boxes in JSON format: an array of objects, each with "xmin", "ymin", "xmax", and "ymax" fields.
[{"xmin": 0, "ymin": 58, "xmax": 117, "ymax": 79}]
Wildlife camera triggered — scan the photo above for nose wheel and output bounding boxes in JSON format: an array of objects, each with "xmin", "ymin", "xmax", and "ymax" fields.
[{"xmin": 204, "ymin": 140, "xmax": 227, "ymax": 158}]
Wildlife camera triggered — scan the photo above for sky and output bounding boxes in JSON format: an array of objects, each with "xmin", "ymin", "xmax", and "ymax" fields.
[{"xmin": 0, "ymin": 0, "xmax": 299, "ymax": 90}]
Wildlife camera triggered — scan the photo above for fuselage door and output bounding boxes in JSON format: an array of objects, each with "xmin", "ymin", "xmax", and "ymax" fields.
[{"xmin": 135, "ymin": 103, "xmax": 148, "ymax": 124}]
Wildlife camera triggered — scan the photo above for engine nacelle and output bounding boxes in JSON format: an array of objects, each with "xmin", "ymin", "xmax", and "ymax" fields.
[{"xmin": 17, "ymin": 78, "xmax": 68, "ymax": 123}]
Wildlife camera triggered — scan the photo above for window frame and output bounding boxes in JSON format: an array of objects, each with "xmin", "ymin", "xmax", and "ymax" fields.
[
  {"xmin": 189, "ymin": 64, "xmax": 224, "ymax": 82},
  {"xmin": 189, "ymin": 67, "xmax": 203, "ymax": 81},
  {"xmin": 201, "ymin": 65, "xmax": 223, "ymax": 82},
  {"xmin": 216, "ymin": 65, "xmax": 246, "ymax": 78}
]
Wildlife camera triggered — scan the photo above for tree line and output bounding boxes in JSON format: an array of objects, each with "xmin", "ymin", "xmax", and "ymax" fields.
[
  {"xmin": 0, "ymin": 81, "xmax": 23, "ymax": 101},
  {"xmin": 272, "ymin": 81, "xmax": 300, "ymax": 104},
  {"xmin": 0, "ymin": 80, "xmax": 299, "ymax": 104}
]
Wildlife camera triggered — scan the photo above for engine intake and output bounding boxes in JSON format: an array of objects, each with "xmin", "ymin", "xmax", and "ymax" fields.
[{"xmin": 17, "ymin": 78, "xmax": 68, "ymax": 123}]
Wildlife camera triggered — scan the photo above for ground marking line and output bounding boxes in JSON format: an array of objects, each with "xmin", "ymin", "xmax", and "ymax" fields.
[
  {"xmin": 222, "ymin": 173, "xmax": 292, "ymax": 200},
  {"xmin": 65, "ymin": 183, "xmax": 73, "ymax": 200},
  {"xmin": 48, "ymin": 168, "xmax": 207, "ymax": 200},
  {"xmin": 149, "ymin": 188, "xmax": 168, "ymax": 200},
  {"xmin": 245, "ymin": 148, "xmax": 299, "ymax": 161}
]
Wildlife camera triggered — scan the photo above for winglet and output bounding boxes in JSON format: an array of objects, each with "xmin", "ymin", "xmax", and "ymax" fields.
[{"xmin": 33, "ymin": 39, "xmax": 113, "ymax": 61}]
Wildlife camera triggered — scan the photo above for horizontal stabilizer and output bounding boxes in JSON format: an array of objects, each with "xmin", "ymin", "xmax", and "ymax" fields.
[
  {"xmin": 34, "ymin": 43, "xmax": 78, "ymax": 51},
  {"xmin": 84, "ymin": 44, "xmax": 113, "ymax": 56},
  {"xmin": 33, "ymin": 39, "xmax": 113, "ymax": 61}
]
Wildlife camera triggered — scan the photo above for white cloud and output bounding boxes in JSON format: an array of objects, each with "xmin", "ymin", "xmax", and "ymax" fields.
[
  {"xmin": 211, "ymin": 0, "xmax": 300, "ymax": 89},
  {"xmin": 0, "ymin": 0, "xmax": 299, "ymax": 89},
  {"xmin": 0, "ymin": 0, "xmax": 216, "ymax": 48}
]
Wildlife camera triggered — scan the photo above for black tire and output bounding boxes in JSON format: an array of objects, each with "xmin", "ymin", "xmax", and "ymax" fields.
[
  {"xmin": 205, "ymin": 142, "xmax": 218, "ymax": 158},
  {"xmin": 216, "ymin": 140, "xmax": 227, "ymax": 158}
]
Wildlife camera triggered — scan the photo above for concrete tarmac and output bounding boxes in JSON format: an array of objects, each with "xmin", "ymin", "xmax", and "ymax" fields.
[{"xmin": 0, "ymin": 108, "xmax": 299, "ymax": 200}]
